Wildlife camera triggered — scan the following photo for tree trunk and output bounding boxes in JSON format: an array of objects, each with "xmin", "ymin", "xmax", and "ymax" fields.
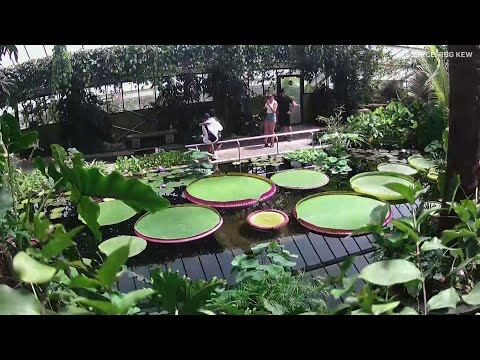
[{"xmin": 439, "ymin": 45, "xmax": 480, "ymax": 231}]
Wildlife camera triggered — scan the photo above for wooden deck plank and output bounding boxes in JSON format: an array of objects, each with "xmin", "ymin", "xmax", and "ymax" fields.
[
  {"xmin": 182, "ymin": 256, "xmax": 206, "ymax": 281},
  {"xmin": 323, "ymin": 236, "xmax": 348, "ymax": 258},
  {"xmin": 131, "ymin": 265, "xmax": 151, "ymax": 289},
  {"xmin": 215, "ymin": 250, "xmax": 236, "ymax": 286},
  {"xmin": 292, "ymin": 234, "xmax": 321, "ymax": 267},
  {"xmin": 199, "ymin": 253, "xmax": 224, "ymax": 280},
  {"xmin": 324, "ymin": 263, "xmax": 345, "ymax": 302},
  {"xmin": 396, "ymin": 204, "xmax": 412, "ymax": 217},
  {"xmin": 281, "ymin": 237, "xmax": 305, "ymax": 270},
  {"xmin": 117, "ymin": 271, "xmax": 136, "ymax": 293},
  {"xmin": 390, "ymin": 205, "xmax": 405, "ymax": 219},
  {"xmin": 364, "ymin": 252, "xmax": 375, "ymax": 264},
  {"xmin": 166, "ymin": 258, "xmax": 186, "ymax": 277},
  {"xmin": 353, "ymin": 235, "xmax": 372, "ymax": 251},
  {"xmin": 342, "ymin": 237, "xmax": 361, "ymax": 255},
  {"xmin": 307, "ymin": 233, "xmax": 335, "ymax": 262}
]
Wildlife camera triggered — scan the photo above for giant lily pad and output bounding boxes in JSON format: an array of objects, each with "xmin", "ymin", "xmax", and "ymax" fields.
[
  {"xmin": 350, "ymin": 171, "xmax": 416, "ymax": 201},
  {"xmin": 78, "ymin": 199, "xmax": 137, "ymax": 226},
  {"xmin": 377, "ymin": 163, "xmax": 418, "ymax": 176},
  {"xmin": 407, "ymin": 155, "xmax": 436, "ymax": 172},
  {"xmin": 270, "ymin": 169, "xmax": 329, "ymax": 190},
  {"xmin": 185, "ymin": 173, "xmax": 276, "ymax": 208},
  {"xmin": 134, "ymin": 204, "xmax": 223, "ymax": 243},
  {"xmin": 99, "ymin": 236, "xmax": 147, "ymax": 258},
  {"xmin": 246, "ymin": 209, "xmax": 289, "ymax": 231},
  {"xmin": 294, "ymin": 191, "xmax": 392, "ymax": 236}
]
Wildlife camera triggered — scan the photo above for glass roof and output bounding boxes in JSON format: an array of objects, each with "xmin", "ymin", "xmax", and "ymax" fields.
[
  {"xmin": 1, "ymin": 45, "xmax": 111, "ymax": 67},
  {"xmin": 1, "ymin": 45, "xmax": 426, "ymax": 68}
]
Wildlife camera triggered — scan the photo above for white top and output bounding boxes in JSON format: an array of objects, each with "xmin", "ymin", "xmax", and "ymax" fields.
[
  {"xmin": 202, "ymin": 117, "xmax": 223, "ymax": 138},
  {"xmin": 265, "ymin": 100, "xmax": 278, "ymax": 113}
]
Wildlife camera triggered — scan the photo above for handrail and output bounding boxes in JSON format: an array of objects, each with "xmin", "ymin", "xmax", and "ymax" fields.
[
  {"xmin": 186, "ymin": 128, "xmax": 323, "ymax": 162},
  {"xmin": 185, "ymin": 128, "xmax": 322, "ymax": 148}
]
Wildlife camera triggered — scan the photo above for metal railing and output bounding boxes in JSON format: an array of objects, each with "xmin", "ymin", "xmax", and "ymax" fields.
[{"xmin": 185, "ymin": 129, "xmax": 323, "ymax": 162}]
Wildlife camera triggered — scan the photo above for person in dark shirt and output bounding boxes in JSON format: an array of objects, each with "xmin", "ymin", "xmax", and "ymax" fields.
[{"xmin": 277, "ymin": 88, "xmax": 299, "ymax": 141}]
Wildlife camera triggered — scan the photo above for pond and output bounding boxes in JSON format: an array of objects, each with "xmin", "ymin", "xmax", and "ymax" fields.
[{"xmin": 57, "ymin": 147, "xmax": 424, "ymax": 268}]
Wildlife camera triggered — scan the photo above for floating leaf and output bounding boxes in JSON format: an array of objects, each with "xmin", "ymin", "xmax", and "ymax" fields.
[
  {"xmin": 97, "ymin": 245, "xmax": 129, "ymax": 288},
  {"xmin": 99, "ymin": 236, "xmax": 147, "ymax": 258}
]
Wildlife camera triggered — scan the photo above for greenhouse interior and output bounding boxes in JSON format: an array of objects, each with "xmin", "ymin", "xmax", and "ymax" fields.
[{"xmin": 0, "ymin": 44, "xmax": 479, "ymax": 315}]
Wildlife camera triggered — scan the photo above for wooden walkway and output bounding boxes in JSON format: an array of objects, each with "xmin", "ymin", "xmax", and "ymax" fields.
[{"xmin": 116, "ymin": 202, "xmax": 415, "ymax": 292}]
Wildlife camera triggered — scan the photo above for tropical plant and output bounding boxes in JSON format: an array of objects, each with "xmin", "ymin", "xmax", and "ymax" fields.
[
  {"xmin": 409, "ymin": 45, "xmax": 449, "ymax": 112},
  {"xmin": 115, "ymin": 150, "xmax": 192, "ymax": 175},
  {"xmin": 347, "ymin": 100, "xmax": 415, "ymax": 148},
  {"xmin": 315, "ymin": 151, "xmax": 352, "ymax": 175},
  {"xmin": 284, "ymin": 149, "xmax": 327, "ymax": 165},
  {"xmin": 211, "ymin": 242, "xmax": 329, "ymax": 315}
]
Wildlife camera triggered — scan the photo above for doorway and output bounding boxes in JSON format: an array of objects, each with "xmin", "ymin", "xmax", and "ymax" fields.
[{"xmin": 277, "ymin": 75, "xmax": 303, "ymax": 124}]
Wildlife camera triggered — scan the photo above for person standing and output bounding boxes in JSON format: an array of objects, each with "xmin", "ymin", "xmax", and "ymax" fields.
[
  {"xmin": 264, "ymin": 93, "xmax": 278, "ymax": 147},
  {"xmin": 277, "ymin": 88, "xmax": 299, "ymax": 141}
]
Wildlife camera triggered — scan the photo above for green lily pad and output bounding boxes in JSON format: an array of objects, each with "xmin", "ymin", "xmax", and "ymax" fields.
[
  {"xmin": 134, "ymin": 205, "xmax": 223, "ymax": 243},
  {"xmin": 295, "ymin": 191, "xmax": 391, "ymax": 235},
  {"xmin": 185, "ymin": 173, "xmax": 275, "ymax": 205},
  {"xmin": 270, "ymin": 169, "xmax": 329, "ymax": 190},
  {"xmin": 377, "ymin": 163, "xmax": 418, "ymax": 176},
  {"xmin": 247, "ymin": 210, "xmax": 288, "ymax": 230},
  {"xmin": 350, "ymin": 171, "xmax": 416, "ymax": 201},
  {"xmin": 408, "ymin": 155, "xmax": 437, "ymax": 172},
  {"xmin": 78, "ymin": 199, "xmax": 137, "ymax": 226},
  {"xmin": 99, "ymin": 236, "xmax": 147, "ymax": 258}
]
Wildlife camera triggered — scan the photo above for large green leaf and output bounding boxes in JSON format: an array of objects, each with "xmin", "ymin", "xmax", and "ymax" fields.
[
  {"xmin": 441, "ymin": 229, "xmax": 477, "ymax": 245},
  {"xmin": 77, "ymin": 196, "xmax": 101, "ymax": 240},
  {"xmin": 421, "ymin": 237, "xmax": 454, "ymax": 252},
  {"xmin": 68, "ymin": 167, "xmax": 169, "ymax": 212},
  {"xmin": 13, "ymin": 252, "xmax": 57, "ymax": 284},
  {"xmin": 359, "ymin": 260, "xmax": 422, "ymax": 286},
  {"xmin": 462, "ymin": 283, "xmax": 480, "ymax": 306},
  {"xmin": 75, "ymin": 298, "xmax": 120, "ymax": 315},
  {"xmin": 371, "ymin": 301, "xmax": 400, "ymax": 315},
  {"xmin": 427, "ymin": 288, "xmax": 460, "ymax": 311},
  {"xmin": 391, "ymin": 219, "xmax": 420, "ymax": 243},
  {"xmin": 116, "ymin": 288, "xmax": 155, "ymax": 314},
  {"xmin": 0, "ymin": 284, "xmax": 42, "ymax": 315},
  {"xmin": 384, "ymin": 183, "xmax": 415, "ymax": 204},
  {"xmin": 97, "ymin": 245, "xmax": 129, "ymax": 288},
  {"xmin": 0, "ymin": 112, "xmax": 38, "ymax": 153}
]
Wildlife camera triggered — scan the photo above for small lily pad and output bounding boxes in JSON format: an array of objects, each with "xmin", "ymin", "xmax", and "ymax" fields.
[
  {"xmin": 99, "ymin": 236, "xmax": 147, "ymax": 258},
  {"xmin": 50, "ymin": 212, "xmax": 63, "ymax": 220}
]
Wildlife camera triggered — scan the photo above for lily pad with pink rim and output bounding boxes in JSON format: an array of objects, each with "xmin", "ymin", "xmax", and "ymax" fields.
[
  {"xmin": 134, "ymin": 204, "xmax": 223, "ymax": 243},
  {"xmin": 407, "ymin": 155, "xmax": 437, "ymax": 173},
  {"xmin": 293, "ymin": 191, "xmax": 392, "ymax": 236},
  {"xmin": 350, "ymin": 171, "xmax": 416, "ymax": 201},
  {"xmin": 270, "ymin": 169, "xmax": 329, "ymax": 190},
  {"xmin": 377, "ymin": 163, "xmax": 418, "ymax": 176},
  {"xmin": 185, "ymin": 173, "xmax": 276, "ymax": 208},
  {"xmin": 246, "ymin": 209, "xmax": 289, "ymax": 231}
]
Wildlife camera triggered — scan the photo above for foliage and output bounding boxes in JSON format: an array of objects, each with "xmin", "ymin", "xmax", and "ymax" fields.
[
  {"xmin": 315, "ymin": 150, "xmax": 352, "ymax": 175},
  {"xmin": 347, "ymin": 179, "xmax": 480, "ymax": 314},
  {"xmin": 212, "ymin": 242, "xmax": 329, "ymax": 315},
  {"xmin": 347, "ymin": 100, "xmax": 415, "ymax": 148},
  {"xmin": 51, "ymin": 45, "xmax": 72, "ymax": 94},
  {"xmin": 115, "ymin": 150, "xmax": 191, "ymax": 175},
  {"xmin": 284, "ymin": 148, "xmax": 326, "ymax": 164},
  {"xmin": 409, "ymin": 45, "xmax": 449, "ymax": 111},
  {"xmin": 150, "ymin": 269, "xmax": 226, "ymax": 315},
  {"xmin": 409, "ymin": 100, "xmax": 447, "ymax": 150},
  {"xmin": 12, "ymin": 169, "xmax": 52, "ymax": 202},
  {"xmin": 33, "ymin": 144, "xmax": 169, "ymax": 241}
]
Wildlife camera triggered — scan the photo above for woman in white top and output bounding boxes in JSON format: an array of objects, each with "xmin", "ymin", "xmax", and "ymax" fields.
[
  {"xmin": 200, "ymin": 113, "xmax": 223, "ymax": 159},
  {"xmin": 264, "ymin": 93, "xmax": 278, "ymax": 147}
]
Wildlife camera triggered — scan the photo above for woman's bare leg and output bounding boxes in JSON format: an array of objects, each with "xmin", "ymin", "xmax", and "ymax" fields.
[
  {"xmin": 269, "ymin": 122, "xmax": 276, "ymax": 146},
  {"xmin": 263, "ymin": 122, "xmax": 269, "ymax": 145}
]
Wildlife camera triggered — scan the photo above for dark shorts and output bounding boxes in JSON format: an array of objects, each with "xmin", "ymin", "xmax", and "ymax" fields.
[{"xmin": 278, "ymin": 113, "xmax": 290, "ymax": 127}]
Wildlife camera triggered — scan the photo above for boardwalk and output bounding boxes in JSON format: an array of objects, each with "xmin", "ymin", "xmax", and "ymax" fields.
[{"xmin": 117, "ymin": 202, "xmax": 416, "ymax": 292}]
